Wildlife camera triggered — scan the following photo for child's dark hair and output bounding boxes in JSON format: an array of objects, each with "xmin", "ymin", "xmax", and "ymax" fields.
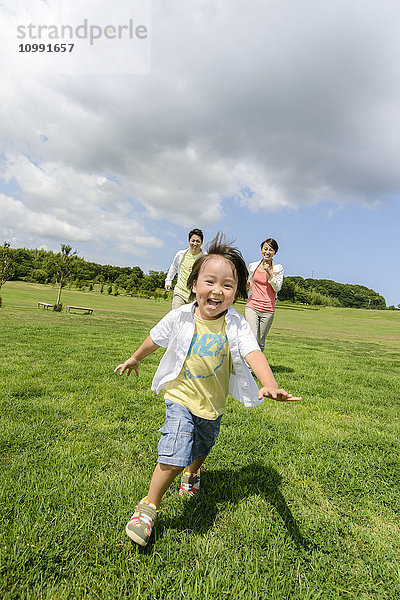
[{"xmin": 187, "ymin": 232, "xmax": 248, "ymax": 301}]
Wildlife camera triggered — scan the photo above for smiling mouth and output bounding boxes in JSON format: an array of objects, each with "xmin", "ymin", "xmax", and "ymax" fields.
[{"xmin": 207, "ymin": 299, "xmax": 221, "ymax": 308}]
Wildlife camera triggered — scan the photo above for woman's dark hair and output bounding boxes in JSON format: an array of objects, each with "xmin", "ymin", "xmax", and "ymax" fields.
[
  {"xmin": 187, "ymin": 232, "xmax": 248, "ymax": 301},
  {"xmin": 260, "ymin": 238, "xmax": 278, "ymax": 253},
  {"xmin": 188, "ymin": 228, "xmax": 204, "ymax": 243}
]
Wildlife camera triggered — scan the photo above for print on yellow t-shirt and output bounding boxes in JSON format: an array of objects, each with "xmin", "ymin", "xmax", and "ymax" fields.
[{"xmin": 164, "ymin": 314, "xmax": 231, "ymax": 419}]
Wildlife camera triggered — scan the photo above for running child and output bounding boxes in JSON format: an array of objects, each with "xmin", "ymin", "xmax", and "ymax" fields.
[{"xmin": 114, "ymin": 234, "xmax": 301, "ymax": 547}]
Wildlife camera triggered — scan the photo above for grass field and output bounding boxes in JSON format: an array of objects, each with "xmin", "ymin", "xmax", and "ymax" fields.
[{"xmin": 1, "ymin": 282, "xmax": 399, "ymax": 599}]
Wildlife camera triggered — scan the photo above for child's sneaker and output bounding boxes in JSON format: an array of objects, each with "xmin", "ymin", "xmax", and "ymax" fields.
[
  {"xmin": 125, "ymin": 497, "xmax": 158, "ymax": 546},
  {"xmin": 179, "ymin": 468, "xmax": 201, "ymax": 499}
]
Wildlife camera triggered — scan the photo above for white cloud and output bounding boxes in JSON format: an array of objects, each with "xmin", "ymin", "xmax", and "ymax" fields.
[
  {"xmin": 0, "ymin": 192, "xmax": 92, "ymax": 241},
  {"xmin": 0, "ymin": 155, "xmax": 163, "ymax": 251}
]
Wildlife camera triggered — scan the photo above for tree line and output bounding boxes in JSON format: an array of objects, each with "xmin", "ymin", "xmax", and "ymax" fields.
[
  {"xmin": 278, "ymin": 276, "xmax": 387, "ymax": 309},
  {"xmin": 1, "ymin": 243, "xmax": 392, "ymax": 309},
  {"xmin": 3, "ymin": 245, "xmax": 167, "ymax": 295}
]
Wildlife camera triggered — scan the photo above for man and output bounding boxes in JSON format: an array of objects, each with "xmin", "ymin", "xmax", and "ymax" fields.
[{"xmin": 165, "ymin": 228, "xmax": 204, "ymax": 309}]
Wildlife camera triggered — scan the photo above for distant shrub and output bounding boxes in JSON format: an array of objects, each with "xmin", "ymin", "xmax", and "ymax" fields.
[
  {"xmin": 30, "ymin": 268, "xmax": 48, "ymax": 284},
  {"xmin": 308, "ymin": 289, "xmax": 341, "ymax": 307},
  {"xmin": 75, "ymin": 279, "xmax": 86, "ymax": 291},
  {"xmin": 53, "ymin": 303, "xmax": 63, "ymax": 312}
]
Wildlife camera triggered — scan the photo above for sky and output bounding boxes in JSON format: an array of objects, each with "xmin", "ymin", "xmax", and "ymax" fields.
[{"xmin": 1, "ymin": 0, "xmax": 399, "ymax": 306}]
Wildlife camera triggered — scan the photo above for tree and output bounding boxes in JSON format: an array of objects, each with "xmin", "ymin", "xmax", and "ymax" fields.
[
  {"xmin": 47, "ymin": 244, "xmax": 78, "ymax": 307},
  {"xmin": 0, "ymin": 242, "xmax": 16, "ymax": 305},
  {"xmin": 278, "ymin": 279, "xmax": 296, "ymax": 302}
]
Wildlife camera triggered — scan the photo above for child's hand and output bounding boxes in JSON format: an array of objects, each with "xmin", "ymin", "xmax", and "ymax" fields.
[
  {"xmin": 114, "ymin": 358, "xmax": 140, "ymax": 377},
  {"xmin": 114, "ymin": 337, "xmax": 159, "ymax": 378},
  {"xmin": 258, "ymin": 387, "xmax": 302, "ymax": 402}
]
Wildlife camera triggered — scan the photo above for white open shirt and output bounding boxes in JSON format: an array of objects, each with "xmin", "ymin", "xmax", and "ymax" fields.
[{"xmin": 150, "ymin": 302, "xmax": 263, "ymax": 408}]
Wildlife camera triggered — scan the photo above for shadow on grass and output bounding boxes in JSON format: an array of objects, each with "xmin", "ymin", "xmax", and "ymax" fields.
[
  {"xmin": 268, "ymin": 364, "xmax": 295, "ymax": 374},
  {"xmin": 151, "ymin": 462, "xmax": 311, "ymax": 551}
]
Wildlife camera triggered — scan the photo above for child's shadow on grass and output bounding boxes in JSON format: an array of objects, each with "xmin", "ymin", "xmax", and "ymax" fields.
[{"xmin": 158, "ymin": 462, "xmax": 311, "ymax": 551}]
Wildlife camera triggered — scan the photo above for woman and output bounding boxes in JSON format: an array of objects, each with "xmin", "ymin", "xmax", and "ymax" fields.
[{"xmin": 245, "ymin": 238, "xmax": 283, "ymax": 352}]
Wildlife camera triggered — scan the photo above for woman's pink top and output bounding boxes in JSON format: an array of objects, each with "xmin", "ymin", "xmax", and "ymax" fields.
[{"xmin": 246, "ymin": 266, "xmax": 276, "ymax": 313}]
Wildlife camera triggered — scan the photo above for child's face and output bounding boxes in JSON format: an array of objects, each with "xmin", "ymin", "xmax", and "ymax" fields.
[{"xmin": 192, "ymin": 256, "xmax": 238, "ymax": 320}]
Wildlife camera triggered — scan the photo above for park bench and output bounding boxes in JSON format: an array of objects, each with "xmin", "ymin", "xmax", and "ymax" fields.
[
  {"xmin": 65, "ymin": 305, "xmax": 94, "ymax": 314},
  {"xmin": 37, "ymin": 302, "xmax": 53, "ymax": 309}
]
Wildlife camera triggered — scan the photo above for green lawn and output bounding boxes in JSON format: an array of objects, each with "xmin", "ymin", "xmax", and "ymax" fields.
[{"xmin": 1, "ymin": 282, "xmax": 399, "ymax": 599}]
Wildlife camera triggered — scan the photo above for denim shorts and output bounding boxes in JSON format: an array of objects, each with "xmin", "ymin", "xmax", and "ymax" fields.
[{"xmin": 158, "ymin": 399, "xmax": 222, "ymax": 467}]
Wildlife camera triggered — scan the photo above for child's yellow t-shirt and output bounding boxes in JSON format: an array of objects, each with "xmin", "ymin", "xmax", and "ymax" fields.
[{"xmin": 164, "ymin": 313, "xmax": 232, "ymax": 419}]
